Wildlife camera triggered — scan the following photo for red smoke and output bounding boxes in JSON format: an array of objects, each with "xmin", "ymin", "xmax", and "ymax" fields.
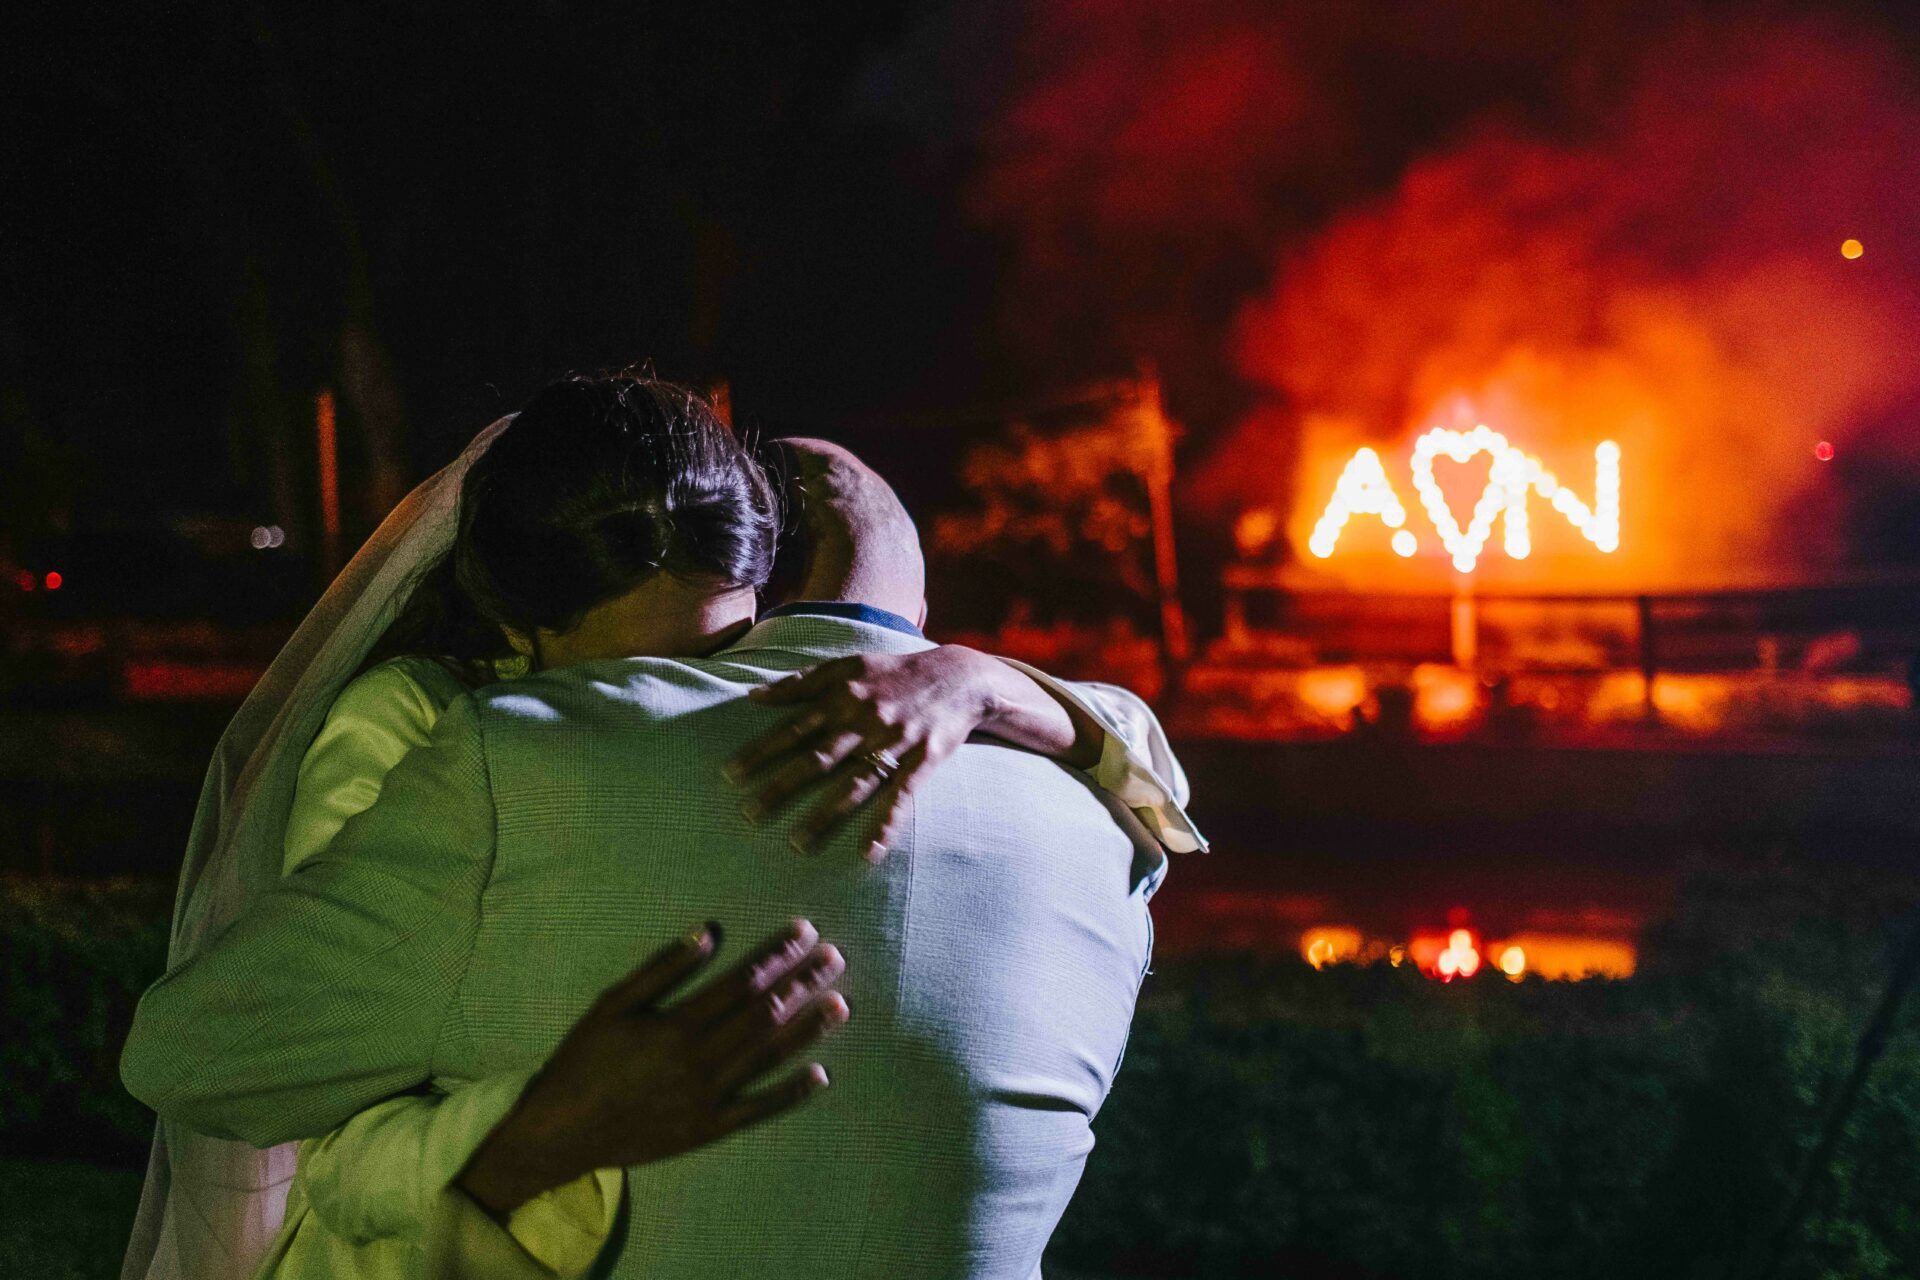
[
  {"xmin": 1230, "ymin": 17, "xmax": 1920, "ymax": 585},
  {"xmin": 927, "ymin": 3, "xmax": 1920, "ymax": 586}
]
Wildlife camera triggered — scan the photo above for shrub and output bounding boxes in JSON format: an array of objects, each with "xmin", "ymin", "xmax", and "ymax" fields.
[
  {"xmin": 0, "ymin": 875, "xmax": 169, "ymax": 1164},
  {"xmin": 1050, "ymin": 863, "xmax": 1920, "ymax": 1279}
]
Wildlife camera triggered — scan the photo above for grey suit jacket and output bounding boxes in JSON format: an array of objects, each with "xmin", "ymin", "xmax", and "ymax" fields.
[{"xmin": 125, "ymin": 615, "xmax": 1167, "ymax": 1278}]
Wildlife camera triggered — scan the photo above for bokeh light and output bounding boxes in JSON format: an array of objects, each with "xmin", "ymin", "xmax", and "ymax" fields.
[
  {"xmin": 1300, "ymin": 926, "xmax": 1365, "ymax": 969},
  {"xmin": 1498, "ymin": 945, "xmax": 1526, "ymax": 979}
]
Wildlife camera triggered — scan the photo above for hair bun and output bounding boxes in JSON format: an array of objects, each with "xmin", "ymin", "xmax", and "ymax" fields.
[
  {"xmin": 588, "ymin": 503, "xmax": 668, "ymax": 575},
  {"xmin": 453, "ymin": 373, "xmax": 777, "ymax": 637}
]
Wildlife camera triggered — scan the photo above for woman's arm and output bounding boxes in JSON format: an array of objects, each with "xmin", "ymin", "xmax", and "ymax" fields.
[
  {"xmin": 264, "ymin": 661, "xmax": 629, "ymax": 1275},
  {"xmin": 188, "ymin": 664, "xmax": 843, "ymax": 1278},
  {"xmin": 289, "ymin": 922, "xmax": 841, "ymax": 1278},
  {"xmin": 725, "ymin": 644, "xmax": 1204, "ymax": 859},
  {"xmin": 121, "ymin": 695, "xmax": 498, "ymax": 1143}
]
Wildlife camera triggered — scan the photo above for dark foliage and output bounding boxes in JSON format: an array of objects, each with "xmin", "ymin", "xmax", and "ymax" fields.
[{"xmin": 4, "ymin": 867, "xmax": 1919, "ymax": 1277}]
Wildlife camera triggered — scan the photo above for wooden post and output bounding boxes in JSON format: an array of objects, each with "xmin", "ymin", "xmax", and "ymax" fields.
[
  {"xmin": 1133, "ymin": 371, "xmax": 1192, "ymax": 669},
  {"xmin": 1637, "ymin": 594, "xmax": 1658, "ymax": 722},
  {"xmin": 1450, "ymin": 581, "xmax": 1478, "ymax": 669},
  {"xmin": 1223, "ymin": 586, "xmax": 1249, "ymax": 650},
  {"xmin": 316, "ymin": 387, "xmax": 341, "ymax": 576}
]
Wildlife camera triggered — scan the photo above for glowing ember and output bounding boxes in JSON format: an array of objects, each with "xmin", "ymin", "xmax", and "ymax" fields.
[
  {"xmin": 1841, "ymin": 238, "xmax": 1864, "ymax": 260},
  {"xmin": 1309, "ymin": 425, "xmax": 1619, "ymax": 571},
  {"xmin": 1496, "ymin": 933, "xmax": 1636, "ymax": 980},
  {"xmin": 1235, "ymin": 506, "xmax": 1282, "ymax": 556},
  {"xmin": 1300, "ymin": 925, "xmax": 1365, "ymax": 969},
  {"xmin": 1435, "ymin": 928, "xmax": 1481, "ymax": 980}
]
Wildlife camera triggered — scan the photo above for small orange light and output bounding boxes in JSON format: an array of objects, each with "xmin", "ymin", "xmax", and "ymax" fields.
[
  {"xmin": 43, "ymin": 571, "xmax": 62, "ymax": 591},
  {"xmin": 1300, "ymin": 925, "xmax": 1365, "ymax": 970},
  {"xmin": 1814, "ymin": 441, "xmax": 1835, "ymax": 462},
  {"xmin": 1841, "ymin": 238, "xmax": 1864, "ymax": 260}
]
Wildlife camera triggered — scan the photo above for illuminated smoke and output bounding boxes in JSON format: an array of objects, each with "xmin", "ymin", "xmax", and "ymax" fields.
[
  {"xmin": 891, "ymin": 3, "xmax": 1920, "ymax": 584},
  {"xmin": 1229, "ymin": 17, "xmax": 1920, "ymax": 585}
]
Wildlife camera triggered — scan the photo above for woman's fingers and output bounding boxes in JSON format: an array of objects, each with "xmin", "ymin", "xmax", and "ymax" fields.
[
  {"xmin": 594, "ymin": 922, "xmax": 718, "ymax": 1015},
  {"xmin": 711, "ymin": 989, "xmax": 849, "ymax": 1094},
  {"xmin": 739, "ymin": 728, "xmax": 872, "ymax": 822},
  {"xmin": 671, "ymin": 918, "xmax": 818, "ymax": 1026},
  {"xmin": 726, "ymin": 705, "xmax": 834, "ymax": 783},
  {"xmin": 704, "ymin": 942, "xmax": 845, "ymax": 1055},
  {"xmin": 793, "ymin": 739, "xmax": 930, "ymax": 856},
  {"xmin": 863, "ymin": 759, "xmax": 930, "ymax": 864},
  {"xmin": 711, "ymin": 1063, "xmax": 832, "ymax": 1138}
]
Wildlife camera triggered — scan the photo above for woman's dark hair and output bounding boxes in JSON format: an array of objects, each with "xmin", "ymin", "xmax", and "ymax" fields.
[{"xmin": 364, "ymin": 373, "xmax": 777, "ymax": 684}]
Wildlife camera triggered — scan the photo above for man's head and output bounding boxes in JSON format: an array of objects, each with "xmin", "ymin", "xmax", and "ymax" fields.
[{"xmin": 765, "ymin": 438, "xmax": 927, "ymax": 626}]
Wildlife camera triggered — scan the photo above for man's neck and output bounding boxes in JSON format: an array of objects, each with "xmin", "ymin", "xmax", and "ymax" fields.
[{"xmin": 795, "ymin": 540, "xmax": 923, "ymax": 624}]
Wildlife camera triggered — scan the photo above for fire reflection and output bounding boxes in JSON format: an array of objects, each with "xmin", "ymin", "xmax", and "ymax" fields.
[{"xmin": 1303, "ymin": 926, "xmax": 1635, "ymax": 981}]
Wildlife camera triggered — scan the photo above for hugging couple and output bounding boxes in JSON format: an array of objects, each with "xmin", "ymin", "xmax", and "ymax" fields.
[{"xmin": 119, "ymin": 371, "xmax": 1204, "ymax": 1279}]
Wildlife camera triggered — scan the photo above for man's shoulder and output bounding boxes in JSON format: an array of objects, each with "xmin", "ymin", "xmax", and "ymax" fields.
[{"xmin": 464, "ymin": 655, "xmax": 775, "ymax": 728}]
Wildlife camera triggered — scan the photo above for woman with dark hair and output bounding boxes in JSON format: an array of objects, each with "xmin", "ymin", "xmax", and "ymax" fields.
[
  {"xmin": 284, "ymin": 375, "xmax": 782, "ymax": 871},
  {"xmin": 246, "ymin": 374, "xmax": 812, "ymax": 1277}
]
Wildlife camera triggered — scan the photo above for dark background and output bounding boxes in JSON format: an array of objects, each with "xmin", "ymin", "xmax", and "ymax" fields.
[
  {"xmin": 10, "ymin": 7, "xmax": 1920, "ymax": 1276},
  {"xmin": 9, "ymin": 0, "xmax": 1920, "ymax": 611}
]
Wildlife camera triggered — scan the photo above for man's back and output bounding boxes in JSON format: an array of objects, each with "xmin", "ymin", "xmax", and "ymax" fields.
[{"xmin": 448, "ymin": 615, "xmax": 1156, "ymax": 1277}]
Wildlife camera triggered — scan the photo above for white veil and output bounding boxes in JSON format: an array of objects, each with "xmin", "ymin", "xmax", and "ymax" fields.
[{"xmin": 121, "ymin": 417, "xmax": 512, "ymax": 1280}]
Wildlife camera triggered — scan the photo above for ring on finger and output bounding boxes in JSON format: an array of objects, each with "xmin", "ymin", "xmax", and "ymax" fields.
[{"xmin": 862, "ymin": 747, "xmax": 902, "ymax": 779}]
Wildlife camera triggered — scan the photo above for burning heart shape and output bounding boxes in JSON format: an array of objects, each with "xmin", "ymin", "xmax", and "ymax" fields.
[{"xmin": 1410, "ymin": 426, "xmax": 1532, "ymax": 573}]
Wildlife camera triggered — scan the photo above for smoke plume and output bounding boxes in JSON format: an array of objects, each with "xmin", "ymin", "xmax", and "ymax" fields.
[
  {"xmin": 881, "ymin": 2, "xmax": 1920, "ymax": 585},
  {"xmin": 1229, "ymin": 15, "xmax": 1920, "ymax": 585}
]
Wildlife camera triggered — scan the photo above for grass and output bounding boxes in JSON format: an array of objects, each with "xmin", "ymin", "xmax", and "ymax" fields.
[{"xmin": 0, "ymin": 1157, "xmax": 144, "ymax": 1279}]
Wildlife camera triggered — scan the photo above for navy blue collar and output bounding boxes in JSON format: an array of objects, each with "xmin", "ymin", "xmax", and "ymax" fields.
[{"xmin": 761, "ymin": 600, "xmax": 925, "ymax": 638}]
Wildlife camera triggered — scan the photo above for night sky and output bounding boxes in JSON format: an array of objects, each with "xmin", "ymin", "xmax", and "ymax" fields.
[{"xmin": 7, "ymin": 1, "xmax": 1920, "ymax": 598}]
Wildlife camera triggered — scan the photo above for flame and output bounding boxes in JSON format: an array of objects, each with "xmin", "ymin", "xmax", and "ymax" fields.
[
  {"xmin": 1494, "ymin": 933, "xmax": 1636, "ymax": 980},
  {"xmin": 1301, "ymin": 925, "xmax": 1366, "ymax": 969},
  {"xmin": 1223, "ymin": 20, "xmax": 1920, "ymax": 587},
  {"xmin": 902, "ymin": 4, "xmax": 1920, "ymax": 582},
  {"xmin": 1497, "ymin": 945, "xmax": 1527, "ymax": 979}
]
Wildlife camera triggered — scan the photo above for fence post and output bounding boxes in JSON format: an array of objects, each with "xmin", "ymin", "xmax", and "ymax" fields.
[
  {"xmin": 1450, "ymin": 583, "xmax": 1478, "ymax": 670},
  {"xmin": 1637, "ymin": 594, "xmax": 1658, "ymax": 722}
]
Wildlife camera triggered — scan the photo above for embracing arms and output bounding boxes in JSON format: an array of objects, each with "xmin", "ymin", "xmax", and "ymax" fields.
[
  {"xmin": 727, "ymin": 645, "xmax": 1203, "ymax": 862},
  {"xmin": 120, "ymin": 694, "xmax": 501, "ymax": 1146}
]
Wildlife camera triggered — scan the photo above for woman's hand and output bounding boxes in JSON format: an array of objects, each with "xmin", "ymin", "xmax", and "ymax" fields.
[
  {"xmin": 458, "ymin": 919, "xmax": 847, "ymax": 1216},
  {"xmin": 725, "ymin": 645, "xmax": 1103, "ymax": 861}
]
